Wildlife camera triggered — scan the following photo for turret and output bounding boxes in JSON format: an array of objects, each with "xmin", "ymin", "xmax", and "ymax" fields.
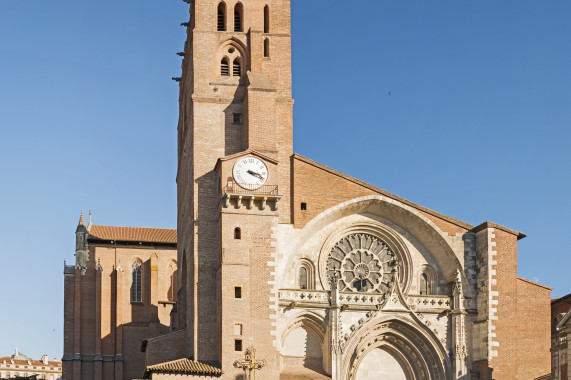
[{"xmin": 75, "ymin": 210, "xmax": 89, "ymax": 273}]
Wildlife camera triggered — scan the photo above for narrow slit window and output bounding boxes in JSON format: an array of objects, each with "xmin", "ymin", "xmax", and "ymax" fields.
[
  {"xmin": 233, "ymin": 59, "xmax": 241, "ymax": 76},
  {"xmin": 299, "ymin": 267, "xmax": 308, "ymax": 289},
  {"xmin": 217, "ymin": 3, "xmax": 226, "ymax": 31},
  {"xmin": 420, "ymin": 273, "xmax": 428, "ymax": 295},
  {"xmin": 235, "ymin": 286, "xmax": 242, "ymax": 298},
  {"xmin": 234, "ymin": 227, "xmax": 241, "ymax": 239},
  {"xmin": 301, "ymin": 202, "xmax": 307, "ymax": 211},
  {"xmin": 235, "ymin": 339, "xmax": 243, "ymax": 351},
  {"xmin": 234, "ymin": 3, "xmax": 243, "ymax": 32},
  {"xmin": 264, "ymin": 38, "xmax": 270, "ymax": 57},
  {"xmin": 264, "ymin": 5, "xmax": 270, "ymax": 33},
  {"xmin": 221, "ymin": 58, "xmax": 229, "ymax": 76},
  {"xmin": 131, "ymin": 261, "xmax": 142, "ymax": 302}
]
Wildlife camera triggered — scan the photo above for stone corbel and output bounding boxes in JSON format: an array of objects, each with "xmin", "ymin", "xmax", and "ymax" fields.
[
  {"xmin": 224, "ymin": 195, "xmax": 230, "ymax": 208},
  {"xmin": 248, "ymin": 197, "xmax": 254, "ymax": 210},
  {"xmin": 261, "ymin": 197, "xmax": 267, "ymax": 210},
  {"xmin": 237, "ymin": 195, "xmax": 242, "ymax": 209}
]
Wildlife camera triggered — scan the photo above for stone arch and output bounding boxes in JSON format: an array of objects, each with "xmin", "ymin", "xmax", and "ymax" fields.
[
  {"xmin": 216, "ymin": 38, "xmax": 249, "ymax": 77},
  {"xmin": 343, "ymin": 315, "xmax": 451, "ymax": 380},
  {"xmin": 417, "ymin": 264, "xmax": 438, "ymax": 295},
  {"xmin": 280, "ymin": 311, "xmax": 327, "ymax": 372},
  {"xmin": 295, "ymin": 258, "xmax": 316, "ymax": 290},
  {"xmin": 288, "ymin": 195, "xmax": 466, "ymax": 284}
]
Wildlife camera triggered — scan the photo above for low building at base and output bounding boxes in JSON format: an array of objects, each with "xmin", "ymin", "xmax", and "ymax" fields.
[{"xmin": 0, "ymin": 349, "xmax": 61, "ymax": 379}]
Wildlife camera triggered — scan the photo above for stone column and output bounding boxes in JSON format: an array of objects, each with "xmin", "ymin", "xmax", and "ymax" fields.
[
  {"xmin": 452, "ymin": 270, "xmax": 469, "ymax": 379},
  {"xmin": 329, "ymin": 275, "xmax": 343, "ymax": 380}
]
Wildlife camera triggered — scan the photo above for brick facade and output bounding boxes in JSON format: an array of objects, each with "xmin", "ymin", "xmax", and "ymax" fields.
[{"xmin": 63, "ymin": 218, "xmax": 177, "ymax": 380}]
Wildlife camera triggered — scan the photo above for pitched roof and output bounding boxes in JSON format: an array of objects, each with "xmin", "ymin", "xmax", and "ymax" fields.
[
  {"xmin": 0, "ymin": 357, "xmax": 62, "ymax": 367},
  {"xmin": 89, "ymin": 225, "xmax": 177, "ymax": 244},
  {"xmin": 143, "ymin": 358, "xmax": 222, "ymax": 378}
]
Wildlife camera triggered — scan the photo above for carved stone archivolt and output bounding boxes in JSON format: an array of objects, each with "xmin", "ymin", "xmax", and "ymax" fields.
[{"xmin": 318, "ymin": 223, "xmax": 412, "ymax": 296}]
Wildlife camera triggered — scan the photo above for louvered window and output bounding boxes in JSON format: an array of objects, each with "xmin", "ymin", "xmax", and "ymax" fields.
[
  {"xmin": 217, "ymin": 3, "xmax": 226, "ymax": 31},
  {"xmin": 131, "ymin": 261, "xmax": 142, "ymax": 302},
  {"xmin": 233, "ymin": 59, "xmax": 241, "ymax": 76},
  {"xmin": 221, "ymin": 58, "xmax": 229, "ymax": 76},
  {"xmin": 234, "ymin": 4, "xmax": 243, "ymax": 32}
]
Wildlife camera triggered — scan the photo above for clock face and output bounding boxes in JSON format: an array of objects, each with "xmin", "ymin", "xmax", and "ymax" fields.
[{"xmin": 232, "ymin": 156, "xmax": 269, "ymax": 190}]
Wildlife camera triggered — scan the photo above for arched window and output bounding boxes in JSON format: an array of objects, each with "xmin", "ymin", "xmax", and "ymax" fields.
[
  {"xmin": 263, "ymin": 38, "xmax": 270, "ymax": 58},
  {"xmin": 263, "ymin": 5, "xmax": 269, "ymax": 33},
  {"xmin": 299, "ymin": 267, "xmax": 308, "ymax": 290},
  {"xmin": 217, "ymin": 2, "xmax": 226, "ymax": 31},
  {"xmin": 296, "ymin": 259, "xmax": 315, "ymax": 290},
  {"xmin": 131, "ymin": 261, "xmax": 142, "ymax": 302},
  {"xmin": 418, "ymin": 265, "xmax": 437, "ymax": 295},
  {"xmin": 234, "ymin": 3, "xmax": 243, "ymax": 32},
  {"xmin": 420, "ymin": 273, "xmax": 428, "ymax": 295},
  {"xmin": 234, "ymin": 227, "xmax": 241, "ymax": 239},
  {"xmin": 233, "ymin": 59, "xmax": 241, "ymax": 76},
  {"xmin": 168, "ymin": 262, "xmax": 177, "ymax": 301},
  {"xmin": 221, "ymin": 58, "xmax": 229, "ymax": 76}
]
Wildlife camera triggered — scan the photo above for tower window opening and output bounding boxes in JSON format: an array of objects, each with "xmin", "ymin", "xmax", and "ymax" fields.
[
  {"xmin": 233, "ymin": 59, "xmax": 241, "ymax": 76},
  {"xmin": 263, "ymin": 5, "xmax": 270, "ymax": 33},
  {"xmin": 235, "ymin": 286, "xmax": 242, "ymax": 298},
  {"xmin": 217, "ymin": 2, "xmax": 226, "ymax": 31},
  {"xmin": 234, "ymin": 3, "xmax": 243, "ymax": 32},
  {"xmin": 221, "ymin": 58, "xmax": 229, "ymax": 76},
  {"xmin": 234, "ymin": 227, "xmax": 241, "ymax": 239},
  {"xmin": 131, "ymin": 261, "xmax": 142, "ymax": 302},
  {"xmin": 263, "ymin": 38, "xmax": 270, "ymax": 57},
  {"xmin": 233, "ymin": 113, "xmax": 242, "ymax": 125},
  {"xmin": 301, "ymin": 202, "xmax": 307, "ymax": 211},
  {"xmin": 234, "ymin": 339, "xmax": 243, "ymax": 351}
]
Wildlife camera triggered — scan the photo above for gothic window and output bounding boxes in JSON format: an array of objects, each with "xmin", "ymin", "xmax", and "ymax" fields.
[
  {"xmin": 221, "ymin": 58, "xmax": 229, "ymax": 76},
  {"xmin": 299, "ymin": 267, "xmax": 308, "ymax": 289},
  {"xmin": 233, "ymin": 59, "xmax": 241, "ymax": 76},
  {"xmin": 168, "ymin": 262, "xmax": 177, "ymax": 301},
  {"xmin": 420, "ymin": 273, "xmax": 428, "ymax": 295},
  {"xmin": 234, "ymin": 3, "xmax": 243, "ymax": 32},
  {"xmin": 263, "ymin": 5, "xmax": 270, "ymax": 33},
  {"xmin": 326, "ymin": 234, "xmax": 398, "ymax": 295},
  {"xmin": 234, "ymin": 227, "xmax": 241, "ymax": 239},
  {"xmin": 131, "ymin": 261, "xmax": 142, "ymax": 302},
  {"xmin": 418, "ymin": 265, "xmax": 437, "ymax": 295},
  {"xmin": 263, "ymin": 38, "xmax": 270, "ymax": 57},
  {"xmin": 217, "ymin": 2, "xmax": 226, "ymax": 31},
  {"xmin": 296, "ymin": 259, "xmax": 315, "ymax": 290}
]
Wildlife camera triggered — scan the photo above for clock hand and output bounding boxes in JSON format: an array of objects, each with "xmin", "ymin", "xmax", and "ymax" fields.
[{"xmin": 246, "ymin": 170, "xmax": 264, "ymax": 180}]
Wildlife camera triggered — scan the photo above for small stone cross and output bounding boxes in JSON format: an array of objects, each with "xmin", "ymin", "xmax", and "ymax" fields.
[{"xmin": 233, "ymin": 346, "xmax": 267, "ymax": 380}]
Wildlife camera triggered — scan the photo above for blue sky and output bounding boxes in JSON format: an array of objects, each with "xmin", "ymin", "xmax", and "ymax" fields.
[{"xmin": 0, "ymin": 0, "xmax": 569, "ymax": 360}]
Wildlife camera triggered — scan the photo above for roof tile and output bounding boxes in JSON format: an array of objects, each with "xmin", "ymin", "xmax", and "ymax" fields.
[
  {"xmin": 89, "ymin": 225, "xmax": 177, "ymax": 244},
  {"xmin": 143, "ymin": 358, "xmax": 222, "ymax": 377}
]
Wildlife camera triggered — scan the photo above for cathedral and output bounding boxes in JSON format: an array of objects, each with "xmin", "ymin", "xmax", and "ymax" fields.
[{"xmin": 64, "ymin": 1, "xmax": 554, "ymax": 379}]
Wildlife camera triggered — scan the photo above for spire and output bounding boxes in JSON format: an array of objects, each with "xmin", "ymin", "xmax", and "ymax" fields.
[
  {"xmin": 87, "ymin": 210, "xmax": 93, "ymax": 232},
  {"xmin": 76, "ymin": 210, "xmax": 88, "ymax": 233},
  {"xmin": 78, "ymin": 210, "xmax": 85, "ymax": 227}
]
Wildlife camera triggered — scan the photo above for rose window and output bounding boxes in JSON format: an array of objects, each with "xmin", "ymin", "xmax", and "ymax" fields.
[{"xmin": 326, "ymin": 233, "xmax": 398, "ymax": 293}]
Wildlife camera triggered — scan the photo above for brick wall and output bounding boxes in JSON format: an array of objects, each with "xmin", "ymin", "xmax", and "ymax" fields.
[{"xmin": 516, "ymin": 277, "xmax": 551, "ymax": 379}]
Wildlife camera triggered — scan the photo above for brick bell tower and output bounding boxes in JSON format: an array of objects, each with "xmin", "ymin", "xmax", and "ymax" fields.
[{"xmin": 176, "ymin": 0, "xmax": 292, "ymax": 377}]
